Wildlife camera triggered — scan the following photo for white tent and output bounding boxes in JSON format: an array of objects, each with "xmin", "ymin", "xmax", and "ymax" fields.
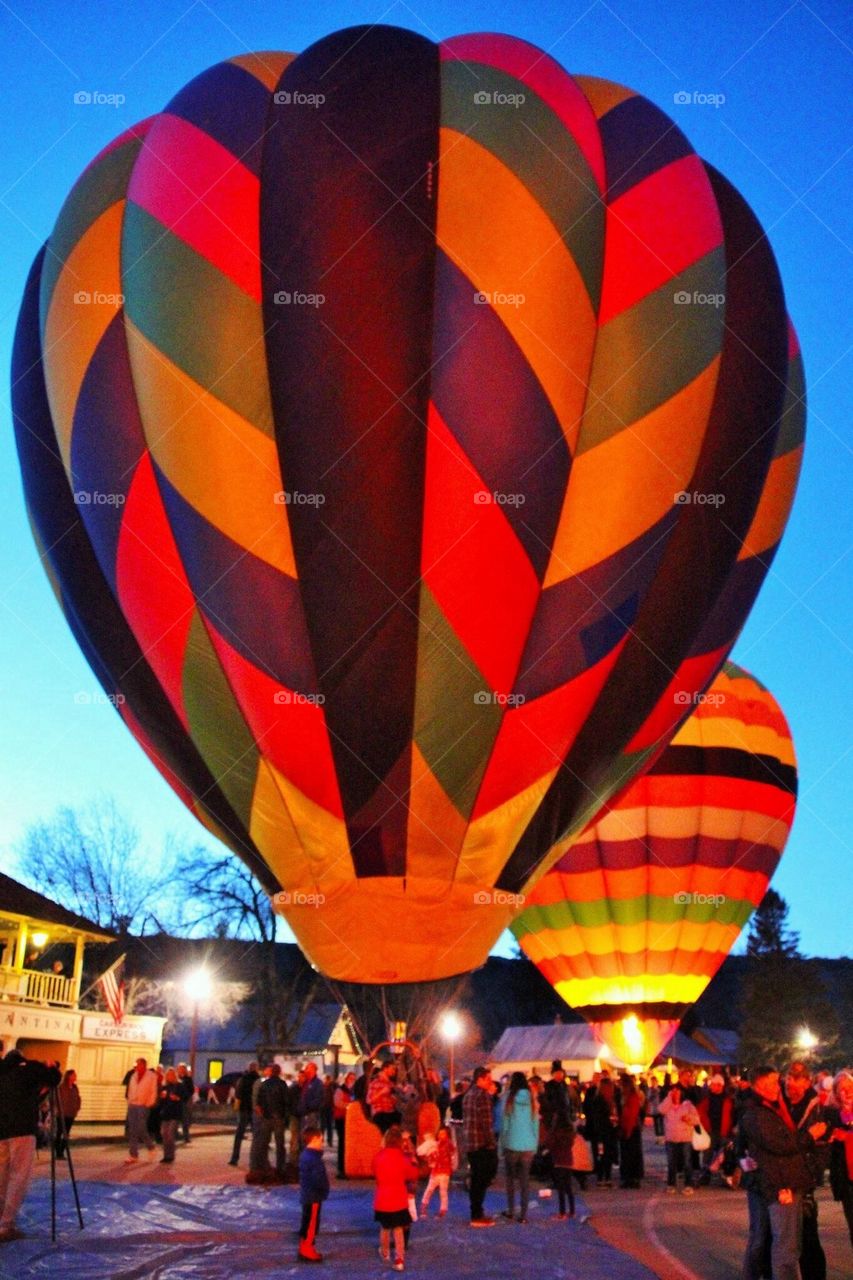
[{"xmin": 488, "ymin": 1023, "xmax": 627, "ymax": 1079}]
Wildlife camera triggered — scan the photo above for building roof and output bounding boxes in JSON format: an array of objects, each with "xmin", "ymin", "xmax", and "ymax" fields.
[
  {"xmin": 0, "ymin": 871, "xmax": 115, "ymax": 941},
  {"xmin": 162, "ymin": 1000, "xmax": 353, "ymax": 1055},
  {"xmin": 657, "ymin": 1027, "xmax": 740, "ymax": 1066},
  {"xmin": 489, "ymin": 1023, "xmax": 627, "ymax": 1068}
]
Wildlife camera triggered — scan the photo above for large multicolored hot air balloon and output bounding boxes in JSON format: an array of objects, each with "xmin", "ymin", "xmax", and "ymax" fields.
[
  {"xmin": 511, "ymin": 664, "xmax": 798, "ymax": 1067},
  {"xmin": 11, "ymin": 27, "xmax": 804, "ymax": 983}
]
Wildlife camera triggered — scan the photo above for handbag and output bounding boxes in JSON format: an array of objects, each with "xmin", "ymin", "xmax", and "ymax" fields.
[
  {"xmin": 692, "ymin": 1124, "xmax": 711, "ymax": 1152},
  {"xmin": 571, "ymin": 1133, "xmax": 594, "ymax": 1172}
]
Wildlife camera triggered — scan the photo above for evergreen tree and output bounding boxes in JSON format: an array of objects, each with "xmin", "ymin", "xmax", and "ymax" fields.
[
  {"xmin": 745, "ymin": 887, "xmax": 800, "ymax": 957},
  {"xmin": 739, "ymin": 890, "xmax": 838, "ymax": 1065}
]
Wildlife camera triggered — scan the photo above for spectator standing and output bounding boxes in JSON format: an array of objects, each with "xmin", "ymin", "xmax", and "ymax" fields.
[
  {"xmin": 418, "ymin": 1126, "xmax": 456, "ymax": 1217},
  {"xmin": 54, "ymin": 1068, "xmax": 81, "ymax": 1160},
  {"xmin": 659, "ymin": 1080, "xmax": 701, "ymax": 1195},
  {"xmin": 697, "ymin": 1074, "xmax": 734, "ymax": 1184},
  {"xmin": 228, "ymin": 1061, "xmax": 259, "ymax": 1167},
  {"xmin": 300, "ymin": 1062, "xmax": 326, "ymax": 1135},
  {"xmin": 618, "ymin": 1075, "xmax": 644, "ymax": 1188},
  {"xmin": 321, "ymin": 1074, "xmax": 335, "ymax": 1147},
  {"xmin": 333, "ymin": 1071, "xmax": 356, "ymax": 1177},
  {"xmin": 0, "ymin": 1049, "xmax": 61, "ymax": 1242},
  {"xmin": 499, "ymin": 1071, "xmax": 539, "ymax": 1223},
  {"xmin": 367, "ymin": 1062, "xmax": 402, "ymax": 1134},
  {"xmin": 374, "ymin": 1125, "xmax": 418, "ymax": 1271},
  {"xmin": 256, "ymin": 1063, "xmax": 290, "ymax": 1177},
  {"xmin": 587, "ymin": 1076, "xmax": 620, "ymax": 1187},
  {"xmin": 159, "ymin": 1067, "xmax": 184, "ymax": 1164},
  {"xmin": 176, "ymin": 1063, "xmax": 194, "ymax": 1144},
  {"xmin": 298, "ymin": 1127, "xmax": 329, "ymax": 1263},
  {"xmin": 824, "ymin": 1069, "xmax": 853, "ymax": 1246},
  {"xmin": 463, "ymin": 1067, "xmax": 498, "ymax": 1227},
  {"xmin": 124, "ymin": 1057, "xmax": 158, "ymax": 1163},
  {"xmin": 548, "ymin": 1111, "xmax": 576, "ymax": 1219},
  {"xmin": 779, "ymin": 1061, "xmax": 828, "ymax": 1280},
  {"xmin": 740, "ymin": 1065, "xmax": 825, "ymax": 1280}
]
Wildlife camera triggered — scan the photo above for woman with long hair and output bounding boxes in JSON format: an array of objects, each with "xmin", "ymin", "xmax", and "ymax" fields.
[
  {"xmin": 499, "ymin": 1071, "xmax": 539, "ymax": 1223},
  {"xmin": 618, "ymin": 1074, "xmax": 644, "ymax": 1188}
]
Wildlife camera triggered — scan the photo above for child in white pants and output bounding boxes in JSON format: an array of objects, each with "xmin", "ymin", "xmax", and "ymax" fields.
[{"xmin": 418, "ymin": 1127, "xmax": 456, "ymax": 1217}]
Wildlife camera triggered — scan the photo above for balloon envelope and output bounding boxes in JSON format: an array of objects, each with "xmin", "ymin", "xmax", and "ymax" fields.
[
  {"xmin": 511, "ymin": 663, "xmax": 798, "ymax": 1066},
  {"xmin": 12, "ymin": 28, "xmax": 803, "ymax": 982}
]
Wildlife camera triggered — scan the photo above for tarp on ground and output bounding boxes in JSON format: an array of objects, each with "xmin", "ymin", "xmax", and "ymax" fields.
[{"xmin": 4, "ymin": 1179, "xmax": 659, "ymax": 1279}]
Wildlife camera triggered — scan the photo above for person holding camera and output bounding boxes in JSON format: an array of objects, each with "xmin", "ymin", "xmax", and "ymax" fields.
[{"xmin": 0, "ymin": 1047, "xmax": 61, "ymax": 1242}]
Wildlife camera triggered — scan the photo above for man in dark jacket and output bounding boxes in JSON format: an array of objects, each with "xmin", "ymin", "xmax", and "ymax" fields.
[
  {"xmin": 299, "ymin": 1062, "xmax": 325, "ymax": 1134},
  {"xmin": 740, "ymin": 1065, "xmax": 826, "ymax": 1280},
  {"xmin": 541, "ymin": 1060, "xmax": 572, "ymax": 1126},
  {"xmin": 228, "ymin": 1061, "xmax": 259, "ymax": 1167},
  {"xmin": 780, "ymin": 1061, "xmax": 828, "ymax": 1280},
  {"xmin": 256, "ymin": 1063, "xmax": 291, "ymax": 1176},
  {"xmin": 176, "ymin": 1063, "xmax": 194, "ymax": 1144},
  {"xmin": 0, "ymin": 1048, "xmax": 61, "ymax": 1241}
]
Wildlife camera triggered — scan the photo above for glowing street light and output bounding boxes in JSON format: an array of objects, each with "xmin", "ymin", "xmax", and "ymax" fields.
[
  {"xmin": 184, "ymin": 967, "xmax": 212, "ymax": 1079},
  {"xmin": 440, "ymin": 1011, "xmax": 463, "ymax": 1092},
  {"xmin": 797, "ymin": 1027, "xmax": 818, "ymax": 1053}
]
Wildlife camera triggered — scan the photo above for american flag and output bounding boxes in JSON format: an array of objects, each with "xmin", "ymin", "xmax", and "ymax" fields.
[{"xmin": 97, "ymin": 954, "xmax": 126, "ymax": 1025}]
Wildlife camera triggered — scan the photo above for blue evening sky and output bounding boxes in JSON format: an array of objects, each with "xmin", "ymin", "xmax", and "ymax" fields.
[{"xmin": 0, "ymin": 1, "xmax": 850, "ymax": 959}]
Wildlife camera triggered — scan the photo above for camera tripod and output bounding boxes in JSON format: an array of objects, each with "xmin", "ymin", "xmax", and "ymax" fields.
[{"xmin": 48, "ymin": 1085, "xmax": 84, "ymax": 1241}]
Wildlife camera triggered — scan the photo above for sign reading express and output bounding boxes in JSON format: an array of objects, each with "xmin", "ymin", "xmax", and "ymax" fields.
[{"xmin": 81, "ymin": 1015, "xmax": 159, "ymax": 1044}]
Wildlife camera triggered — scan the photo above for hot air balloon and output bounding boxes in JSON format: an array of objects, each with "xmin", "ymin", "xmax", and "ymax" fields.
[
  {"xmin": 11, "ymin": 27, "xmax": 804, "ymax": 984},
  {"xmin": 511, "ymin": 664, "xmax": 798, "ymax": 1067}
]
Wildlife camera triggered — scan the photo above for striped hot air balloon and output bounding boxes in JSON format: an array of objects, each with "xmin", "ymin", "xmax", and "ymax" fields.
[
  {"xmin": 511, "ymin": 664, "xmax": 798, "ymax": 1067},
  {"xmin": 11, "ymin": 27, "xmax": 804, "ymax": 984}
]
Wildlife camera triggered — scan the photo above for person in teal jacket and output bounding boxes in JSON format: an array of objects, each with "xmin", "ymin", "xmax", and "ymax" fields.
[{"xmin": 499, "ymin": 1072, "xmax": 540, "ymax": 1223}]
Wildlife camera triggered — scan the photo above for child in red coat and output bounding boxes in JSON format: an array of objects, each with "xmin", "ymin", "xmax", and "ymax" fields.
[{"xmin": 374, "ymin": 1126, "xmax": 419, "ymax": 1271}]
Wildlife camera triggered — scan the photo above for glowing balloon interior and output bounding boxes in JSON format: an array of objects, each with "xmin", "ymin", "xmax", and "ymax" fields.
[{"xmin": 512, "ymin": 664, "xmax": 798, "ymax": 1066}]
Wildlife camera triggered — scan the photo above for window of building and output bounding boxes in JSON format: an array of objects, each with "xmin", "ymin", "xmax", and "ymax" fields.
[{"xmin": 207, "ymin": 1058, "xmax": 224, "ymax": 1083}]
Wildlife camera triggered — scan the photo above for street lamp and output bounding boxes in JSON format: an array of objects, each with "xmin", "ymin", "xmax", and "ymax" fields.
[
  {"xmin": 797, "ymin": 1027, "xmax": 818, "ymax": 1053},
  {"xmin": 184, "ymin": 967, "xmax": 212, "ymax": 1080},
  {"xmin": 440, "ymin": 1011, "xmax": 463, "ymax": 1094}
]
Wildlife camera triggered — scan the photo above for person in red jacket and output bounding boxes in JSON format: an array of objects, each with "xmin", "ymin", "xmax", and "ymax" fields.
[
  {"xmin": 373, "ymin": 1125, "xmax": 418, "ymax": 1272},
  {"xmin": 698, "ymin": 1074, "xmax": 734, "ymax": 1185}
]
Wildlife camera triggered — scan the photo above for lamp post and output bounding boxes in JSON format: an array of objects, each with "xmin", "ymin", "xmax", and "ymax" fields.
[
  {"xmin": 184, "ymin": 967, "xmax": 212, "ymax": 1081},
  {"xmin": 796, "ymin": 1027, "xmax": 818, "ymax": 1055},
  {"xmin": 440, "ymin": 1011, "xmax": 462, "ymax": 1094}
]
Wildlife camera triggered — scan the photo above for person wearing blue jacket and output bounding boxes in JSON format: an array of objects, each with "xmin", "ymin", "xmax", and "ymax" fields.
[
  {"xmin": 499, "ymin": 1072, "xmax": 540, "ymax": 1223},
  {"xmin": 297, "ymin": 1127, "xmax": 330, "ymax": 1263}
]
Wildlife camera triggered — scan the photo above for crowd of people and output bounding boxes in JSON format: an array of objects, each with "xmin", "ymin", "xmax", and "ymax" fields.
[{"xmin": 1, "ymin": 1040, "xmax": 851, "ymax": 1273}]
